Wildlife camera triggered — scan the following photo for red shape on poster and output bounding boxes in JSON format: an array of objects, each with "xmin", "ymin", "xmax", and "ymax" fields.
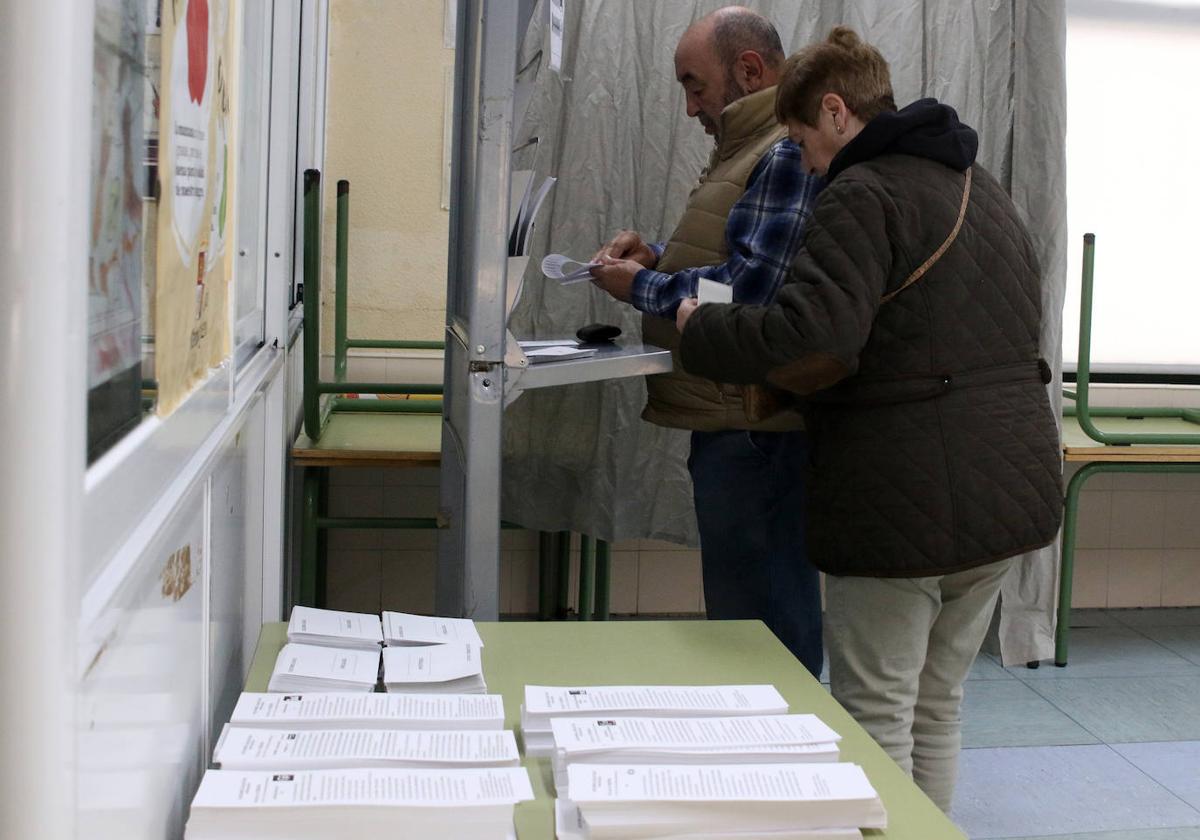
[{"xmin": 187, "ymin": 0, "xmax": 209, "ymax": 105}]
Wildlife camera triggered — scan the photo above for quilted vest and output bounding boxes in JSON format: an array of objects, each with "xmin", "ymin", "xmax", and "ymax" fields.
[{"xmin": 641, "ymin": 86, "xmax": 804, "ymax": 432}]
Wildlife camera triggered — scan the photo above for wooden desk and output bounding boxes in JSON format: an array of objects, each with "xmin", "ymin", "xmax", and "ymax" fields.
[
  {"xmin": 245, "ymin": 620, "xmax": 964, "ymax": 839},
  {"xmin": 1056, "ymin": 414, "xmax": 1200, "ymax": 665},
  {"xmin": 291, "ymin": 412, "xmax": 442, "ymax": 469}
]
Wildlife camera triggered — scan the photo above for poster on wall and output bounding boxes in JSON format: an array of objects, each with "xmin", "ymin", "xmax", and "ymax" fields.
[
  {"xmin": 88, "ymin": 0, "xmax": 147, "ymax": 460},
  {"xmin": 154, "ymin": 0, "xmax": 236, "ymax": 415}
]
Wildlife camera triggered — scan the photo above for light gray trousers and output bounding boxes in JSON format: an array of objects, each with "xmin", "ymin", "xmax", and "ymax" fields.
[{"xmin": 824, "ymin": 557, "xmax": 1015, "ymax": 813}]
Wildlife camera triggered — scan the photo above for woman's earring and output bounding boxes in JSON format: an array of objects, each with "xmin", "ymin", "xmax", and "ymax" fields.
[{"xmin": 835, "ymin": 123, "xmax": 843, "ymax": 134}]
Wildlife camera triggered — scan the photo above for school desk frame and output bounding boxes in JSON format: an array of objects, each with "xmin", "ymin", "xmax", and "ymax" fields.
[{"xmin": 1054, "ymin": 234, "xmax": 1200, "ymax": 666}]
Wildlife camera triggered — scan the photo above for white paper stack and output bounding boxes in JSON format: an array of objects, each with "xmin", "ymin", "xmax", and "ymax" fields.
[
  {"xmin": 561, "ymin": 764, "xmax": 885, "ymax": 839},
  {"xmin": 267, "ymin": 644, "xmax": 380, "ymax": 694},
  {"xmin": 184, "ymin": 767, "xmax": 535, "ymax": 840},
  {"xmin": 549, "ymin": 715, "xmax": 842, "ymax": 795},
  {"xmin": 521, "ymin": 685, "xmax": 788, "ymax": 757},
  {"xmin": 555, "ymin": 798, "xmax": 863, "ymax": 840},
  {"xmin": 383, "ymin": 643, "xmax": 486, "ymax": 694},
  {"xmin": 382, "ymin": 611, "xmax": 484, "ymax": 648},
  {"xmin": 286, "ymin": 606, "xmax": 383, "ymax": 651},
  {"xmin": 541, "ymin": 253, "xmax": 600, "ymax": 284},
  {"xmin": 213, "ymin": 726, "xmax": 520, "ymax": 771},
  {"xmin": 229, "ymin": 692, "xmax": 506, "ymax": 731}
]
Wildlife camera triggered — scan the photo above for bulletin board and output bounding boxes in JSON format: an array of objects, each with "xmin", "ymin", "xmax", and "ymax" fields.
[{"xmin": 154, "ymin": 0, "xmax": 237, "ymax": 415}]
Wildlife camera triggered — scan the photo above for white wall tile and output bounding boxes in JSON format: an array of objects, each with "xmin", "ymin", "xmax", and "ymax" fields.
[
  {"xmin": 637, "ymin": 550, "xmax": 702, "ymax": 613},
  {"xmin": 324, "ymin": 549, "xmax": 381, "ymax": 613},
  {"xmin": 1071, "ymin": 549, "xmax": 1109, "ymax": 608},
  {"xmin": 1105, "ymin": 549, "xmax": 1163, "ymax": 608},
  {"xmin": 1164, "ymin": 492, "xmax": 1200, "ymax": 549},
  {"xmin": 1162, "ymin": 550, "xmax": 1200, "ymax": 607},
  {"xmin": 1074, "ymin": 490, "xmax": 1112, "ymax": 549},
  {"xmin": 1109, "ymin": 491, "xmax": 1167, "ymax": 549},
  {"xmin": 609, "ymin": 551, "xmax": 639, "ymax": 614},
  {"xmin": 380, "ymin": 550, "xmax": 436, "ymax": 614}
]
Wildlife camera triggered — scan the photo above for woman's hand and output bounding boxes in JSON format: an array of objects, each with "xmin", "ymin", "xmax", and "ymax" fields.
[{"xmin": 676, "ymin": 298, "xmax": 699, "ymax": 333}]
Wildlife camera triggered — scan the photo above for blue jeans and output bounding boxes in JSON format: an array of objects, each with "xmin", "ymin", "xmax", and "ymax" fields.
[{"xmin": 688, "ymin": 429, "xmax": 823, "ymax": 677}]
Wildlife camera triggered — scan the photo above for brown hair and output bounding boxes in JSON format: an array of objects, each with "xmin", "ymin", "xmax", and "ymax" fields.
[{"xmin": 775, "ymin": 27, "xmax": 896, "ymax": 126}]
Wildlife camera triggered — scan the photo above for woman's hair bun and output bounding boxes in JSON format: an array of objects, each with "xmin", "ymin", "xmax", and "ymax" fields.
[{"xmin": 826, "ymin": 26, "xmax": 863, "ymax": 52}]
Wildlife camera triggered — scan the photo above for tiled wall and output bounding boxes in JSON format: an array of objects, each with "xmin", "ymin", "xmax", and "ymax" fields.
[{"xmin": 316, "ymin": 355, "xmax": 1200, "ymax": 614}]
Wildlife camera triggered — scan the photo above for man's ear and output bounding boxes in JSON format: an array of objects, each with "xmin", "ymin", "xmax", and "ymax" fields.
[{"xmin": 736, "ymin": 50, "xmax": 768, "ymax": 92}]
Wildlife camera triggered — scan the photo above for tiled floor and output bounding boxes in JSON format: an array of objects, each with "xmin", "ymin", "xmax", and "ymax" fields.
[{"xmin": 950, "ymin": 607, "xmax": 1200, "ymax": 839}]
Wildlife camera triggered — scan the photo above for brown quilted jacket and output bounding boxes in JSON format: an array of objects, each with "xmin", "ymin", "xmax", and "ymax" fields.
[{"xmin": 678, "ymin": 103, "xmax": 1062, "ymax": 577}]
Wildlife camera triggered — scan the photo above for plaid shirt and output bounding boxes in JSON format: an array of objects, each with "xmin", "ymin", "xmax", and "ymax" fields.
[{"xmin": 631, "ymin": 139, "xmax": 823, "ymax": 318}]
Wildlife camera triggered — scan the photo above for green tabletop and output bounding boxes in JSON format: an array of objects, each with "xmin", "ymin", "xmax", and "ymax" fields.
[{"xmin": 245, "ymin": 620, "xmax": 964, "ymax": 839}]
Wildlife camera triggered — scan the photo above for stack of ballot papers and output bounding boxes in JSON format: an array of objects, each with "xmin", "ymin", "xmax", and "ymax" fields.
[
  {"xmin": 287, "ymin": 606, "xmax": 383, "ymax": 651},
  {"xmin": 521, "ymin": 685, "xmax": 789, "ymax": 757},
  {"xmin": 213, "ymin": 726, "xmax": 520, "ymax": 770},
  {"xmin": 229, "ymin": 692, "xmax": 506, "ymax": 730},
  {"xmin": 549, "ymin": 715, "xmax": 841, "ymax": 795},
  {"xmin": 268, "ymin": 644, "xmax": 380, "ymax": 693},
  {"xmin": 382, "ymin": 610, "xmax": 484, "ymax": 648},
  {"xmin": 557, "ymin": 763, "xmax": 886, "ymax": 839},
  {"xmin": 383, "ymin": 642, "xmax": 486, "ymax": 694},
  {"xmin": 184, "ymin": 767, "xmax": 535, "ymax": 840}
]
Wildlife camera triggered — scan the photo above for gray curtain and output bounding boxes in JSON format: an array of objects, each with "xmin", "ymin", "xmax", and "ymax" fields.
[{"xmin": 502, "ymin": 0, "xmax": 1067, "ymax": 665}]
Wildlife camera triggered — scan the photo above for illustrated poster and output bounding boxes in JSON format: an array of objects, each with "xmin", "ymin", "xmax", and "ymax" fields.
[{"xmin": 154, "ymin": 0, "xmax": 236, "ymax": 415}]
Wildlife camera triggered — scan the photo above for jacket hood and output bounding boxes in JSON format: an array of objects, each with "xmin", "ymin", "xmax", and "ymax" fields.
[{"xmin": 827, "ymin": 98, "xmax": 978, "ymax": 180}]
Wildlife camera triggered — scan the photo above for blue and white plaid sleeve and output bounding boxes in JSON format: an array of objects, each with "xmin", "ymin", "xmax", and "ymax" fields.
[{"xmin": 630, "ymin": 140, "xmax": 822, "ymax": 318}]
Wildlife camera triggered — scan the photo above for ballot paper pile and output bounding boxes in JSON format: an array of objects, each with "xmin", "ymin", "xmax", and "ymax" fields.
[
  {"xmin": 383, "ymin": 642, "xmax": 487, "ymax": 694},
  {"xmin": 520, "ymin": 684, "xmax": 790, "ymax": 757},
  {"xmin": 555, "ymin": 763, "xmax": 885, "ymax": 840},
  {"xmin": 185, "ymin": 767, "xmax": 534, "ymax": 840}
]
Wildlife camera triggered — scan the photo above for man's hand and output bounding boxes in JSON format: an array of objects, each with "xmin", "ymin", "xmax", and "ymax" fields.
[
  {"xmin": 592, "ymin": 229, "xmax": 658, "ymax": 268},
  {"xmin": 676, "ymin": 298, "xmax": 699, "ymax": 332},
  {"xmin": 589, "ymin": 256, "xmax": 643, "ymax": 303}
]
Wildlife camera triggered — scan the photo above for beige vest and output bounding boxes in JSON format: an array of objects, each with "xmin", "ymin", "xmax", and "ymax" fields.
[{"xmin": 642, "ymin": 86, "xmax": 804, "ymax": 432}]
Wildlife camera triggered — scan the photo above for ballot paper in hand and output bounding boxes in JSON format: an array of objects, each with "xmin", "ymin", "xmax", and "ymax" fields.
[
  {"xmin": 541, "ymin": 253, "xmax": 600, "ymax": 284},
  {"xmin": 697, "ymin": 277, "xmax": 734, "ymax": 304}
]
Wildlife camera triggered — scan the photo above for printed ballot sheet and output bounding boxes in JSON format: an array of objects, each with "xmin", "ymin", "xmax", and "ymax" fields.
[
  {"xmin": 525, "ymin": 685, "xmax": 788, "ymax": 719},
  {"xmin": 230, "ymin": 692, "xmax": 505, "ymax": 730},
  {"xmin": 268, "ymin": 644, "xmax": 380, "ymax": 693},
  {"xmin": 287, "ymin": 607, "xmax": 383, "ymax": 650},
  {"xmin": 382, "ymin": 611, "xmax": 484, "ymax": 648},
  {"xmin": 192, "ymin": 766, "xmax": 535, "ymax": 808},
  {"xmin": 552, "ymin": 715, "xmax": 841, "ymax": 754},
  {"xmin": 213, "ymin": 727, "xmax": 519, "ymax": 770}
]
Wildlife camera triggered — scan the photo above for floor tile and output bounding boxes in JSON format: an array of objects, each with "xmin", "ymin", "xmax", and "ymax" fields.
[
  {"xmin": 1113, "ymin": 741, "xmax": 1200, "ymax": 810},
  {"xmin": 953, "ymin": 745, "xmax": 1200, "ymax": 838},
  {"xmin": 962, "ymin": 681, "xmax": 1099, "ymax": 748},
  {"xmin": 1112, "ymin": 607, "xmax": 1200, "ymax": 627},
  {"xmin": 1029, "ymin": 675, "xmax": 1200, "ymax": 742},
  {"xmin": 966, "ymin": 653, "xmax": 1015, "ymax": 680},
  {"xmin": 1069, "ymin": 608, "xmax": 1126, "ymax": 628},
  {"xmin": 1009, "ymin": 626, "xmax": 1200, "ymax": 680},
  {"xmin": 993, "ymin": 829, "xmax": 1200, "ymax": 840},
  {"xmin": 1133, "ymin": 626, "xmax": 1200, "ymax": 666}
]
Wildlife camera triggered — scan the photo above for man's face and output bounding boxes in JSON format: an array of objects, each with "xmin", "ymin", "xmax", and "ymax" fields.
[{"xmin": 675, "ymin": 32, "xmax": 743, "ymax": 136}]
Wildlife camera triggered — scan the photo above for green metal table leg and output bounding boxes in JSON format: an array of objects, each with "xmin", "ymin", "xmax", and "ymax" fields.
[
  {"xmin": 578, "ymin": 535, "xmax": 595, "ymax": 621},
  {"xmin": 594, "ymin": 539, "xmax": 611, "ymax": 621},
  {"xmin": 1056, "ymin": 462, "xmax": 1102, "ymax": 666},
  {"xmin": 538, "ymin": 531, "xmax": 557, "ymax": 621},
  {"xmin": 315, "ymin": 468, "xmax": 330, "ymax": 608},
  {"xmin": 556, "ymin": 531, "xmax": 571, "ymax": 619},
  {"xmin": 301, "ymin": 470, "xmax": 320, "ymax": 607}
]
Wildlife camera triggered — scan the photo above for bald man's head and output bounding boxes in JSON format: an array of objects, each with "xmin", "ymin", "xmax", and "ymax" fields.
[{"xmin": 674, "ymin": 7, "xmax": 786, "ymax": 136}]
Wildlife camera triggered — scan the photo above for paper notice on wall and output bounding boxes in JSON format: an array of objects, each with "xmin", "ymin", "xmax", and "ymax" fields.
[
  {"xmin": 154, "ymin": 0, "xmax": 236, "ymax": 415},
  {"xmin": 549, "ymin": 0, "xmax": 564, "ymax": 73}
]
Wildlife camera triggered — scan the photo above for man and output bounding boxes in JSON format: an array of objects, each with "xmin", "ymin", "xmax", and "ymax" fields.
[{"xmin": 588, "ymin": 7, "xmax": 824, "ymax": 676}]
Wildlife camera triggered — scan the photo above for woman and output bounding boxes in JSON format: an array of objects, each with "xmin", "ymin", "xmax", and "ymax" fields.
[{"xmin": 676, "ymin": 27, "xmax": 1062, "ymax": 812}]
